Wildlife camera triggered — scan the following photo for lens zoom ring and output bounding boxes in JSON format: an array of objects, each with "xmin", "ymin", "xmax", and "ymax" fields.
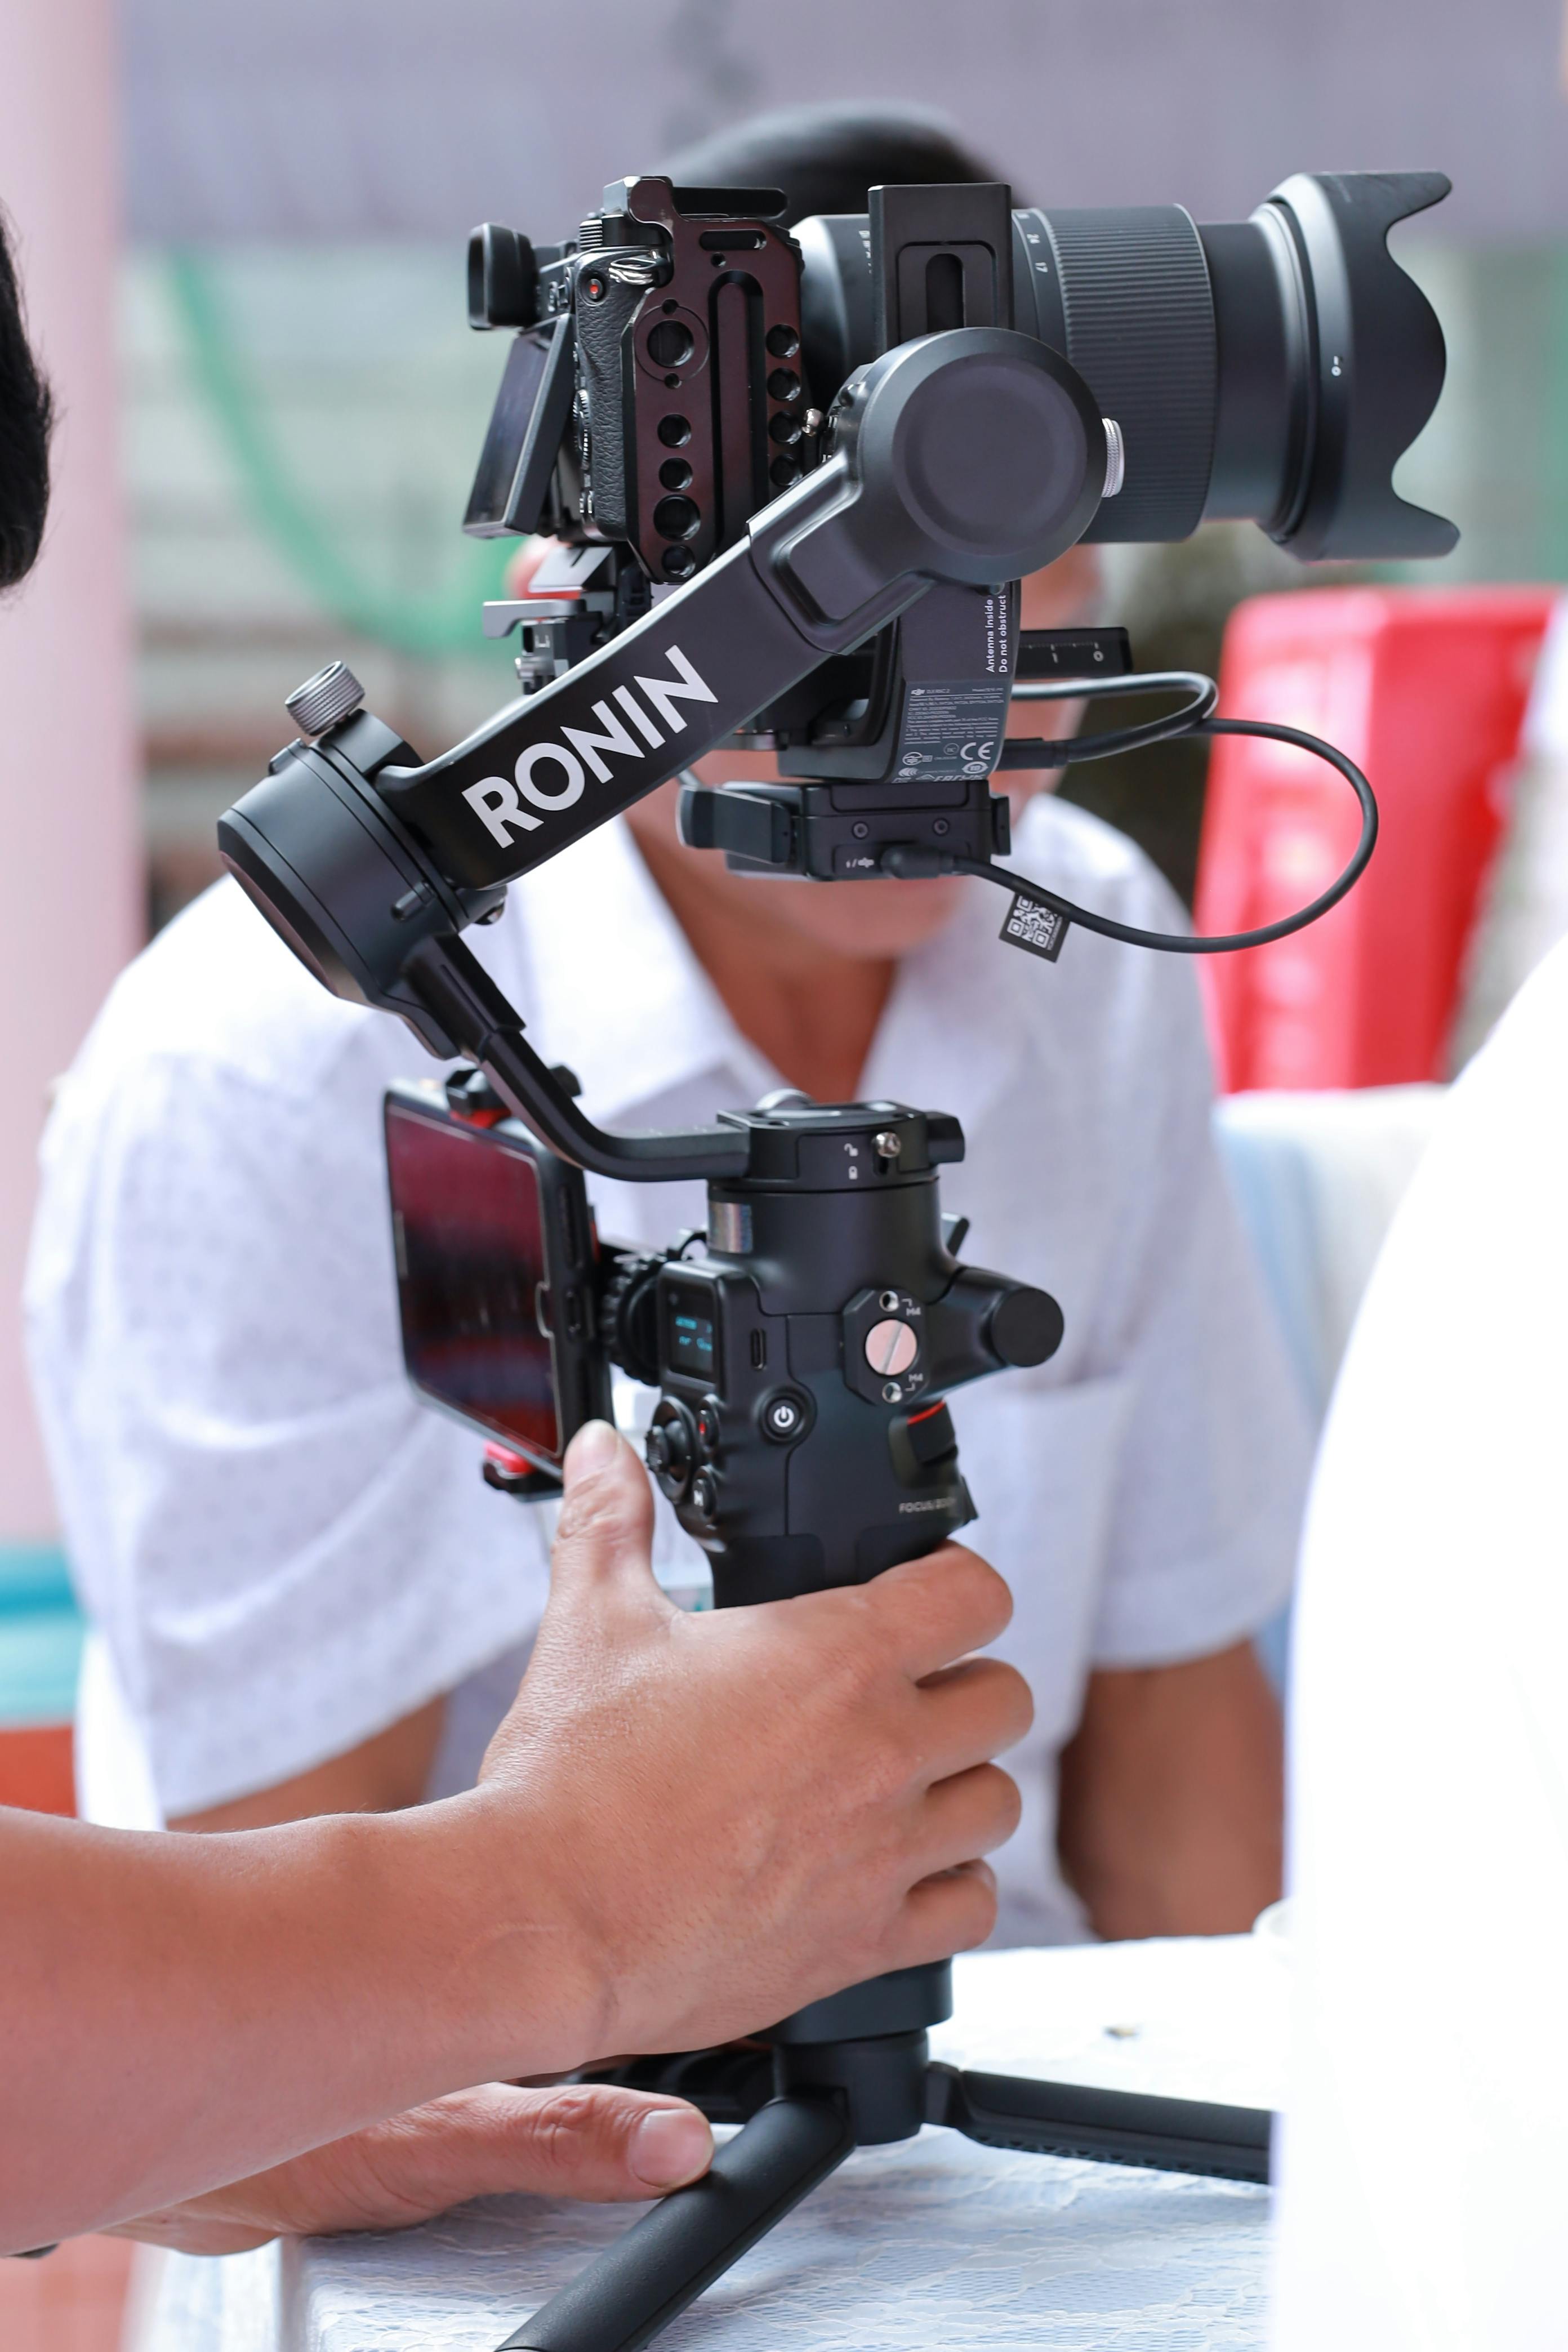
[{"xmin": 1046, "ymin": 207, "xmax": 1217, "ymax": 542}]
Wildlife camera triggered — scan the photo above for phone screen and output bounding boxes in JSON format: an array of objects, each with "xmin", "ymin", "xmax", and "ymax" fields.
[{"xmin": 386, "ymin": 1102, "xmax": 562, "ymax": 1462}]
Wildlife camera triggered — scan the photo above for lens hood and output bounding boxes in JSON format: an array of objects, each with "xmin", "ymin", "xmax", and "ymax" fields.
[{"xmin": 1255, "ymin": 171, "xmax": 1457, "ymax": 560}]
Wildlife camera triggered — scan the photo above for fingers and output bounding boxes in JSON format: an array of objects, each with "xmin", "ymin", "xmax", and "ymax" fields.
[
  {"xmin": 915, "ymin": 1656, "xmax": 1034, "ymax": 1781},
  {"xmin": 451, "ymin": 2083, "xmax": 714, "ymax": 2200},
  {"xmin": 338, "ymin": 2084, "xmax": 714, "ymax": 2222},
  {"xmin": 113, "ymin": 2084, "xmax": 715, "ymax": 2255},
  {"xmin": 549, "ymin": 1423, "xmax": 660, "ymax": 1604},
  {"xmin": 886, "ymin": 1860, "xmax": 1000, "ymax": 1969},
  {"xmin": 914, "ymin": 1762, "xmax": 1023, "ymax": 1877},
  {"xmin": 864, "ymin": 1544, "xmax": 1014, "ymax": 1681}
]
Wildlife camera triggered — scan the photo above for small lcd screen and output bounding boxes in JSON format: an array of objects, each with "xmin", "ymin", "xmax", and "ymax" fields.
[
  {"xmin": 464, "ymin": 318, "xmax": 568, "ymax": 537},
  {"xmin": 386, "ymin": 1103, "xmax": 561, "ymax": 1462},
  {"xmin": 666, "ymin": 1285, "xmax": 719, "ymax": 1382}
]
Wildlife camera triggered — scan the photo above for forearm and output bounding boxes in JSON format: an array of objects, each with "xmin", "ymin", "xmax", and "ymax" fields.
[
  {"xmin": 168, "ymin": 1694, "xmax": 448, "ymax": 1832},
  {"xmin": 1057, "ymin": 1640, "xmax": 1284, "ymax": 1940},
  {"xmin": 0, "ymin": 1792, "xmax": 593, "ymax": 2252}
]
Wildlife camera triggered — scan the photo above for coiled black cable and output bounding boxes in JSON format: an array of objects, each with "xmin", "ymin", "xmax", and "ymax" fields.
[{"xmin": 884, "ymin": 672, "xmax": 1378, "ymax": 956}]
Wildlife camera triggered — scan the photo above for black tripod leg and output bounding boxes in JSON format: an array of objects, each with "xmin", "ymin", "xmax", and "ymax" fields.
[
  {"xmin": 928, "ymin": 2065, "xmax": 1272, "ymax": 2184},
  {"xmin": 496, "ymin": 2094, "xmax": 854, "ymax": 2352}
]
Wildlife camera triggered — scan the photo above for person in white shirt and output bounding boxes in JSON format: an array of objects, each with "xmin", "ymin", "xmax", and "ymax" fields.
[
  {"xmin": 1270, "ymin": 928, "xmax": 1568, "ymax": 2351},
  {"xmin": 26, "ymin": 105, "xmax": 1306, "ymax": 1946}
]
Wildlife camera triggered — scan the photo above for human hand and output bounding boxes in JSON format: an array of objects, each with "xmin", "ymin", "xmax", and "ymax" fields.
[
  {"xmin": 474, "ymin": 1421, "xmax": 1032, "ymax": 2069},
  {"xmin": 108, "ymin": 2081, "xmax": 714, "ymax": 2255}
]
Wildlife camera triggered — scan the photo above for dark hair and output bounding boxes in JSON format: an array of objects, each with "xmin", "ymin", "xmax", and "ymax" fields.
[
  {"xmin": 0, "ymin": 209, "xmax": 53, "ymax": 593},
  {"xmin": 659, "ymin": 101, "xmax": 1013, "ymax": 228}
]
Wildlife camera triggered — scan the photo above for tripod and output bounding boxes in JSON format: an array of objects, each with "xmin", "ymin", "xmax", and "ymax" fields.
[{"xmin": 500, "ymin": 1958, "xmax": 1269, "ymax": 2351}]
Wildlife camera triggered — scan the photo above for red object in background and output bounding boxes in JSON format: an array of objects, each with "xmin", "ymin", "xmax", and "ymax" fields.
[
  {"xmin": 1196, "ymin": 587, "xmax": 1556, "ymax": 1091},
  {"xmin": 0, "ymin": 1725, "xmax": 75, "ymax": 1814}
]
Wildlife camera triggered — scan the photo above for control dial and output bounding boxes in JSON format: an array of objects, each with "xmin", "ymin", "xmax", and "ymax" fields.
[{"xmin": 645, "ymin": 1400, "xmax": 698, "ymax": 1499}]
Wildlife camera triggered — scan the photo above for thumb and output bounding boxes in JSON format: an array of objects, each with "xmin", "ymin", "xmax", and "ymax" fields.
[
  {"xmin": 362, "ymin": 2083, "xmax": 715, "ymax": 2207},
  {"xmin": 177, "ymin": 2085, "xmax": 716, "ymax": 2244},
  {"xmin": 549, "ymin": 1420, "xmax": 660, "ymax": 1605}
]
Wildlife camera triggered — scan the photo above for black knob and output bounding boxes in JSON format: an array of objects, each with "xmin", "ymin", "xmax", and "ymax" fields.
[
  {"xmin": 645, "ymin": 1402, "xmax": 698, "ymax": 1498},
  {"xmin": 988, "ymin": 1286, "xmax": 1065, "ymax": 1369}
]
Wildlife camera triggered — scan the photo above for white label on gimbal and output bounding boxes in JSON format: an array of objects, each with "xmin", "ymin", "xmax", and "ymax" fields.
[{"xmin": 461, "ymin": 644, "xmax": 718, "ymax": 847}]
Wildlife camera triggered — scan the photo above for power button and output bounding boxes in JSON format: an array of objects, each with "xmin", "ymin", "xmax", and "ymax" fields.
[{"xmin": 760, "ymin": 1389, "xmax": 812, "ymax": 1444}]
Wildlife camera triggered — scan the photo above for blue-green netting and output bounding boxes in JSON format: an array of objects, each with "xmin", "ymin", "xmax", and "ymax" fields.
[{"xmin": 0, "ymin": 1548, "xmax": 85, "ymax": 1728}]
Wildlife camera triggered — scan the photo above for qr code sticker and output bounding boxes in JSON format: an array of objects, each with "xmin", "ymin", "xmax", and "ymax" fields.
[{"xmin": 1000, "ymin": 894, "xmax": 1070, "ymax": 963}]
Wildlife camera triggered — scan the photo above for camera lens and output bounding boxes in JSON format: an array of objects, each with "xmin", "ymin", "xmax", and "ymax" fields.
[
  {"xmin": 647, "ymin": 319, "xmax": 694, "ymax": 368},
  {"xmin": 657, "ymin": 415, "xmax": 692, "ymax": 447},
  {"xmin": 653, "ymin": 494, "xmax": 700, "ymax": 541},
  {"xmin": 1009, "ymin": 182, "xmax": 1456, "ymax": 556},
  {"xmin": 658, "ymin": 457, "xmax": 693, "ymax": 491},
  {"xmin": 794, "ymin": 173, "xmax": 1457, "ymax": 563}
]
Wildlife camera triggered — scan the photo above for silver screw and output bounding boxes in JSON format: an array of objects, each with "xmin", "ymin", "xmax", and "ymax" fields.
[{"xmin": 874, "ymin": 1130, "xmax": 902, "ymax": 1158}]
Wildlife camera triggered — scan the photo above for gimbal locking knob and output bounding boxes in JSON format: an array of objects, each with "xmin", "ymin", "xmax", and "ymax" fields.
[{"xmin": 285, "ymin": 660, "xmax": 366, "ymax": 738}]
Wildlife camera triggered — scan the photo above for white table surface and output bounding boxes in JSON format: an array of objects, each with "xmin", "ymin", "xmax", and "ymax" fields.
[{"xmin": 139, "ymin": 1933, "xmax": 1287, "ymax": 2352}]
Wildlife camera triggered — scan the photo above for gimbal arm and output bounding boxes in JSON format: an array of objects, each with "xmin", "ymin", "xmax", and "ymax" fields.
[
  {"xmin": 371, "ymin": 327, "xmax": 1106, "ymax": 892},
  {"xmin": 217, "ymin": 329, "xmax": 1108, "ymax": 1188}
]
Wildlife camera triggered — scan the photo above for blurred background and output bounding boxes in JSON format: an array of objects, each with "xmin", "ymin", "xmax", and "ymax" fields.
[
  {"xmin": 4, "ymin": 6, "xmax": 1568, "ymax": 2335},
  {"xmin": 119, "ymin": 0, "xmax": 1568, "ymax": 923},
  {"xmin": 8, "ymin": 0, "xmax": 1568, "ymax": 1767},
  {"xmin": 7, "ymin": 0, "xmax": 1568, "ymax": 1760}
]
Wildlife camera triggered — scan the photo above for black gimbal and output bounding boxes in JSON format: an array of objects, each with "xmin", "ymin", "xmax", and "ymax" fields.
[{"xmin": 217, "ymin": 170, "xmax": 1454, "ymax": 2352}]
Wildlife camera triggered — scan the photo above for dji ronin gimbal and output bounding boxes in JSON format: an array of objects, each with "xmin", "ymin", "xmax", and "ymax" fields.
[{"xmin": 218, "ymin": 171, "xmax": 1453, "ymax": 2352}]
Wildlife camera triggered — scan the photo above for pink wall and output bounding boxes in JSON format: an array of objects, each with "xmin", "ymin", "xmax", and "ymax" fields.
[{"xmin": 0, "ymin": 0, "xmax": 141, "ymax": 1541}]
